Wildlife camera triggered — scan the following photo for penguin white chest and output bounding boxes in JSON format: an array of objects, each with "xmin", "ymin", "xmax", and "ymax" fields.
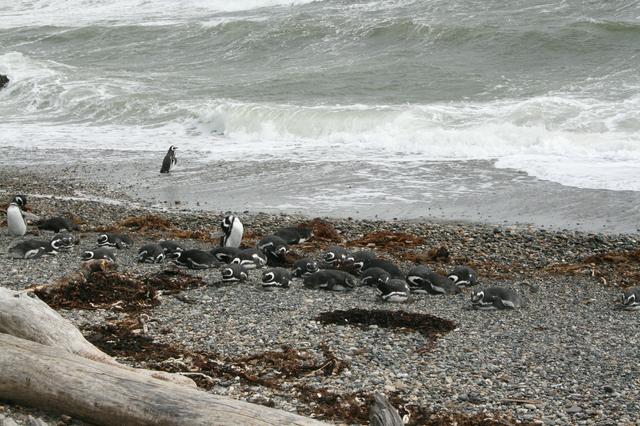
[
  {"xmin": 7, "ymin": 205, "xmax": 27, "ymax": 236},
  {"xmin": 224, "ymin": 221, "xmax": 244, "ymax": 248}
]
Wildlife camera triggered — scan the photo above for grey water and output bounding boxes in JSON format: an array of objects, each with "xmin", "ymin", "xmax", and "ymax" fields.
[{"xmin": 1, "ymin": 0, "xmax": 639, "ymax": 232}]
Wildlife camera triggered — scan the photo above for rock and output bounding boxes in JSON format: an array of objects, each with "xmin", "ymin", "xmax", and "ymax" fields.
[
  {"xmin": 0, "ymin": 414, "xmax": 19, "ymax": 426},
  {"xmin": 566, "ymin": 404, "xmax": 582, "ymax": 414}
]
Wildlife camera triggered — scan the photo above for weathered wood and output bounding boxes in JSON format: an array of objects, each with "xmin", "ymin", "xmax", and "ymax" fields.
[
  {"xmin": 0, "ymin": 286, "xmax": 193, "ymax": 386},
  {"xmin": 0, "ymin": 334, "xmax": 326, "ymax": 426},
  {"xmin": 369, "ymin": 393, "xmax": 404, "ymax": 426}
]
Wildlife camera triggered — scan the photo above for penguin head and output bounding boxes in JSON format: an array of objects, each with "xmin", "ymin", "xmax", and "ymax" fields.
[
  {"xmin": 221, "ymin": 267, "xmax": 234, "ymax": 278},
  {"xmin": 49, "ymin": 237, "xmax": 63, "ymax": 251},
  {"xmin": 306, "ymin": 260, "xmax": 319, "ymax": 273},
  {"xmin": 81, "ymin": 251, "xmax": 95, "ymax": 261},
  {"xmin": 221, "ymin": 215, "xmax": 236, "ymax": 234},
  {"xmin": 11, "ymin": 195, "xmax": 27, "ymax": 207},
  {"xmin": 155, "ymin": 253, "xmax": 165, "ymax": 263},
  {"xmin": 471, "ymin": 290, "xmax": 485, "ymax": 304},
  {"xmin": 262, "ymin": 272, "xmax": 275, "ymax": 284},
  {"xmin": 137, "ymin": 251, "xmax": 148, "ymax": 263},
  {"xmin": 622, "ymin": 291, "xmax": 636, "ymax": 307},
  {"xmin": 170, "ymin": 145, "xmax": 178, "ymax": 151},
  {"xmin": 97, "ymin": 234, "xmax": 109, "ymax": 245}
]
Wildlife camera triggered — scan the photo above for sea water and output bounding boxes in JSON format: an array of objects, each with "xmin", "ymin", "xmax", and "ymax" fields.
[{"xmin": 1, "ymin": 0, "xmax": 639, "ymax": 231}]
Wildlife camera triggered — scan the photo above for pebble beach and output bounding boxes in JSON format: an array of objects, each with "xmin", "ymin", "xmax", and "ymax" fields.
[{"xmin": 1, "ymin": 167, "xmax": 639, "ymax": 426}]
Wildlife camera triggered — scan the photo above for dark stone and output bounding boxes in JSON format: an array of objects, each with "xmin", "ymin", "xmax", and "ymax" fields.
[{"xmin": 0, "ymin": 74, "xmax": 8, "ymax": 89}]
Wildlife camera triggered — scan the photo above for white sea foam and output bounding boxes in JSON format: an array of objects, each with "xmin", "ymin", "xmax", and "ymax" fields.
[
  {"xmin": 2, "ymin": 50, "xmax": 639, "ymax": 192},
  {"xmin": 0, "ymin": 0, "xmax": 316, "ymax": 28}
]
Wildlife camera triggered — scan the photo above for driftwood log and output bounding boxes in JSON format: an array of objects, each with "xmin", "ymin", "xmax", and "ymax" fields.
[{"xmin": 0, "ymin": 286, "xmax": 326, "ymax": 425}]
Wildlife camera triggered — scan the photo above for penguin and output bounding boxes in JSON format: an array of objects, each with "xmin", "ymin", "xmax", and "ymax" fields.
[
  {"xmin": 346, "ymin": 250, "xmax": 377, "ymax": 264},
  {"xmin": 8, "ymin": 238, "xmax": 61, "ymax": 259},
  {"xmin": 211, "ymin": 246, "xmax": 243, "ymax": 263},
  {"xmin": 159, "ymin": 240, "xmax": 185, "ymax": 255},
  {"xmin": 406, "ymin": 265, "xmax": 460, "ymax": 295},
  {"xmin": 97, "ymin": 233, "xmax": 133, "ymax": 249},
  {"xmin": 221, "ymin": 263, "xmax": 248, "ymax": 283},
  {"xmin": 37, "ymin": 216, "xmax": 79, "ymax": 233},
  {"xmin": 377, "ymin": 278, "xmax": 411, "ymax": 303},
  {"xmin": 171, "ymin": 249, "xmax": 220, "ymax": 269},
  {"xmin": 321, "ymin": 246, "xmax": 351, "ymax": 267},
  {"xmin": 341, "ymin": 250, "xmax": 377, "ymax": 275},
  {"xmin": 257, "ymin": 235, "xmax": 289, "ymax": 265},
  {"xmin": 81, "ymin": 247, "xmax": 116, "ymax": 262},
  {"xmin": 274, "ymin": 226, "xmax": 314, "ymax": 244},
  {"xmin": 361, "ymin": 267, "xmax": 391, "ymax": 287},
  {"xmin": 303, "ymin": 270, "xmax": 356, "ymax": 291},
  {"xmin": 621, "ymin": 287, "xmax": 640, "ymax": 311},
  {"xmin": 352, "ymin": 258, "xmax": 402, "ymax": 278},
  {"xmin": 52, "ymin": 232, "xmax": 77, "ymax": 250},
  {"xmin": 292, "ymin": 257, "xmax": 320, "ymax": 278},
  {"xmin": 231, "ymin": 248, "xmax": 267, "ymax": 269},
  {"xmin": 448, "ymin": 265, "xmax": 478, "ymax": 287},
  {"xmin": 471, "ymin": 287, "xmax": 523, "ymax": 310},
  {"xmin": 7, "ymin": 195, "xmax": 27, "ymax": 236},
  {"xmin": 138, "ymin": 243, "xmax": 165, "ymax": 263},
  {"xmin": 220, "ymin": 214, "xmax": 243, "ymax": 248},
  {"xmin": 262, "ymin": 268, "xmax": 293, "ymax": 290},
  {"xmin": 160, "ymin": 145, "xmax": 178, "ymax": 173}
]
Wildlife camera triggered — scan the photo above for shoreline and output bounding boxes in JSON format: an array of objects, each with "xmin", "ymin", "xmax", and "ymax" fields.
[
  {"xmin": 3, "ymin": 147, "xmax": 640, "ymax": 235},
  {"xmin": 1, "ymin": 168, "xmax": 639, "ymax": 425}
]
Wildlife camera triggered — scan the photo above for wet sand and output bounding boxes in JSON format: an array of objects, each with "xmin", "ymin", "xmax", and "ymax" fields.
[{"xmin": 4, "ymin": 147, "xmax": 638, "ymax": 234}]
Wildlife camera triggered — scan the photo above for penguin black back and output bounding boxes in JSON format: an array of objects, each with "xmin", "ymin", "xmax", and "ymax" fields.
[{"xmin": 160, "ymin": 145, "xmax": 178, "ymax": 173}]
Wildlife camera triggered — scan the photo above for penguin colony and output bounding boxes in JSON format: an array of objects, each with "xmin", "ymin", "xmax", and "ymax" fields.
[{"xmin": 5, "ymin": 193, "xmax": 638, "ymax": 311}]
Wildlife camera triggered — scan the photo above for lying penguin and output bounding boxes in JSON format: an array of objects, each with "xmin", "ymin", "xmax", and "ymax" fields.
[
  {"xmin": 321, "ymin": 246, "xmax": 351, "ymax": 268},
  {"xmin": 257, "ymin": 235, "xmax": 289, "ymax": 265},
  {"xmin": 81, "ymin": 247, "xmax": 117, "ymax": 263},
  {"xmin": 303, "ymin": 270, "xmax": 356, "ymax": 291},
  {"xmin": 292, "ymin": 257, "xmax": 320, "ymax": 277},
  {"xmin": 621, "ymin": 287, "xmax": 640, "ymax": 311},
  {"xmin": 376, "ymin": 279, "xmax": 411, "ymax": 303},
  {"xmin": 221, "ymin": 263, "xmax": 249, "ymax": 283},
  {"xmin": 274, "ymin": 226, "xmax": 314, "ymax": 244},
  {"xmin": 211, "ymin": 246, "xmax": 243, "ymax": 263},
  {"xmin": 471, "ymin": 287, "xmax": 523, "ymax": 310},
  {"xmin": 8, "ymin": 236, "xmax": 65, "ymax": 259},
  {"xmin": 159, "ymin": 240, "xmax": 185, "ymax": 255},
  {"xmin": 231, "ymin": 248, "xmax": 267, "ymax": 269},
  {"xmin": 37, "ymin": 216, "xmax": 79, "ymax": 233},
  {"xmin": 171, "ymin": 249, "xmax": 220, "ymax": 269},
  {"xmin": 262, "ymin": 268, "xmax": 293, "ymax": 290},
  {"xmin": 352, "ymin": 257, "xmax": 402, "ymax": 278},
  {"xmin": 361, "ymin": 267, "xmax": 391, "ymax": 287},
  {"xmin": 406, "ymin": 265, "xmax": 460, "ymax": 295},
  {"xmin": 448, "ymin": 265, "xmax": 478, "ymax": 287},
  {"xmin": 138, "ymin": 243, "xmax": 165, "ymax": 263},
  {"xmin": 97, "ymin": 233, "xmax": 133, "ymax": 249}
]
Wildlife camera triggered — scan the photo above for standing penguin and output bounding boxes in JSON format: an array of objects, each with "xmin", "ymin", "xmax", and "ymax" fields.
[
  {"xmin": 220, "ymin": 215, "xmax": 243, "ymax": 248},
  {"xmin": 6, "ymin": 195, "xmax": 27, "ymax": 236},
  {"xmin": 160, "ymin": 145, "xmax": 178, "ymax": 173}
]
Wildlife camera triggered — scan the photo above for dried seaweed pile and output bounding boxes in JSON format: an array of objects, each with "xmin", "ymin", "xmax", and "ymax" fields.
[
  {"xmin": 316, "ymin": 309, "xmax": 457, "ymax": 339},
  {"xmin": 85, "ymin": 318, "xmax": 518, "ymax": 425},
  {"xmin": 547, "ymin": 249, "xmax": 640, "ymax": 287},
  {"xmin": 93, "ymin": 214, "xmax": 220, "ymax": 243},
  {"xmin": 89, "ymin": 319, "xmax": 345, "ymax": 388},
  {"xmin": 34, "ymin": 268, "xmax": 206, "ymax": 312}
]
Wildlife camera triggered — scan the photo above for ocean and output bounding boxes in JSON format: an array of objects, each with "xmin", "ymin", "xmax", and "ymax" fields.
[{"xmin": 1, "ymin": 0, "xmax": 639, "ymax": 232}]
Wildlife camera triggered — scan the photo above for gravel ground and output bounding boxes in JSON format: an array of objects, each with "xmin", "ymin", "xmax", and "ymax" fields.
[{"xmin": 1, "ymin": 169, "xmax": 639, "ymax": 426}]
